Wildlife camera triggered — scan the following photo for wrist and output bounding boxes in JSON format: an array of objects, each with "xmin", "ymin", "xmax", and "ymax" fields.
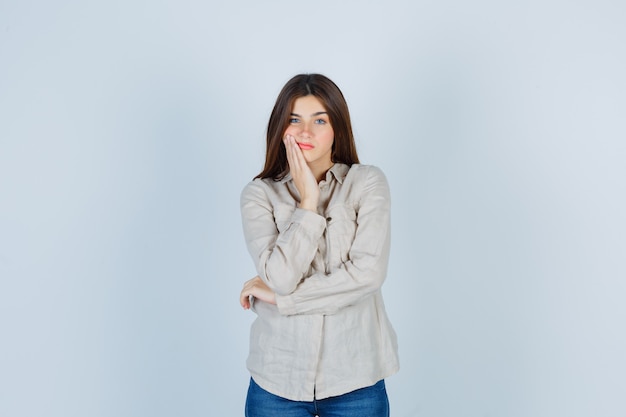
[{"xmin": 299, "ymin": 198, "xmax": 318, "ymax": 212}]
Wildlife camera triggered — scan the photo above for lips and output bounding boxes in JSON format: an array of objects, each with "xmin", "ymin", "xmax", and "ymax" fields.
[{"xmin": 297, "ymin": 143, "xmax": 314, "ymax": 150}]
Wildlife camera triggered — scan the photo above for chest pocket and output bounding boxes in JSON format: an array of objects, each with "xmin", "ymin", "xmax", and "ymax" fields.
[{"xmin": 325, "ymin": 204, "xmax": 357, "ymax": 264}]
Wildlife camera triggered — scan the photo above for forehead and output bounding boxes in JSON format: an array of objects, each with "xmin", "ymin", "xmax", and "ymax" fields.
[{"xmin": 291, "ymin": 95, "xmax": 326, "ymax": 112}]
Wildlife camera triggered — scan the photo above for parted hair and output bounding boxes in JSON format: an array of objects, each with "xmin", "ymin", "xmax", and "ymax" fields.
[{"xmin": 255, "ymin": 74, "xmax": 360, "ymax": 180}]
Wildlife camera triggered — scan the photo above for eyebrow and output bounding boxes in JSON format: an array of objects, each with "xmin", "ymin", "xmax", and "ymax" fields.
[{"xmin": 290, "ymin": 111, "xmax": 328, "ymax": 117}]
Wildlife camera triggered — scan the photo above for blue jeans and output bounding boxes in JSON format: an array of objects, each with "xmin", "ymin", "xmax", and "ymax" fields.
[{"xmin": 245, "ymin": 378, "xmax": 390, "ymax": 417}]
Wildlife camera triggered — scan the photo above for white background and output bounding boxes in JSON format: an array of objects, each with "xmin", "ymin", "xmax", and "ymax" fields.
[{"xmin": 1, "ymin": 1, "xmax": 625, "ymax": 416}]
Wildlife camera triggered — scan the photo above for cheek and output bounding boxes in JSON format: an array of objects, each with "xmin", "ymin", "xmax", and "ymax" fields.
[
  {"xmin": 318, "ymin": 138, "xmax": 334, "ymax": 153},
  {"xmin": 284, "ymin": 126, "xmax": 298, "ymax": 136},
  {"xmin": 320, "ymin": 131, "xmax": 335, "ymax": 147}
]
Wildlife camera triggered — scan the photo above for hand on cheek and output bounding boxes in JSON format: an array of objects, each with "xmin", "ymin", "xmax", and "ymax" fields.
[{"xmin": 283, "ymin": 135, "xmax": 319, "ymax": 211}]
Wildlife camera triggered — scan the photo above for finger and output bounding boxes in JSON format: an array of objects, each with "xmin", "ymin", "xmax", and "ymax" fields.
[
  {"xmin": 240, "ymin": 288, "xmax": 248, "ymax": 307},
  {"xmin": 287, "ymin": 135, "xmax": 312, "ymax": 176},
  {"xmin": 287, "ymin": 136, "xmax": 301, "ymax": 172},
  {"xmin": 290, "ymin": 136, "xmax": 305, "ymax": 171},
  {"xmin": 243, "ymin": 276, "xmax": 259, "ymax": 288},
  {"xmin": 283, "ymin": 135, "xmax": 291, "ymax": 161},
  {"xmin": 240, "ymin": 290, "xmax": 252, "ymax": 309},
  {"xmin": 293, "ymin": 139, "xmax": 309, "ymax": 170},
  {"xmin": 284, "ymin": 135, "xmax": 296, "ymax": 168}
]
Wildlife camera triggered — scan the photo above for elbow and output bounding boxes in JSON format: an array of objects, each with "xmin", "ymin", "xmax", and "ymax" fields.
[
  {"xmin": 268, "ymin": 280, "xmax": 297, "ymax": 296},
  {"xmin": 263, "ymin": 270, "xmax": 299, "ymax": 296},
  {"xmin": 356, "ymin": 258, "xmax": 389, "ymax": 293},
  {"xmin": 364, "ymin": 269, "xmax": 387, "ymax": 293}
]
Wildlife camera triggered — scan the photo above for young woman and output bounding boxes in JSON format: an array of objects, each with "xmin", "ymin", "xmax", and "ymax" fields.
[{"xmin": 239, "ymin": 74, "xmax": 399, "ymax": 417}]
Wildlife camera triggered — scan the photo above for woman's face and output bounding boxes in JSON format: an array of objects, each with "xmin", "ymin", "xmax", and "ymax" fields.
[{"xmin": 284, "ymin": 95, "xmax": 334, "ymax": 169}]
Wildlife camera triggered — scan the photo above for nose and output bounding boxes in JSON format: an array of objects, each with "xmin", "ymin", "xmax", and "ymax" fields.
[{"xmin": 298, "ymin": 121, "xmax": 313, "ymax": 139}]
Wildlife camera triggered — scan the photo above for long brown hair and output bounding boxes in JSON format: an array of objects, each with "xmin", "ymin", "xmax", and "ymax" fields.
[{"xmin": 255, "ymin": 74, "xmax": 360, "ymax": 180}]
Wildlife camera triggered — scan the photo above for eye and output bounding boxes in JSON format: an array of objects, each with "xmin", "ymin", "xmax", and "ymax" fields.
[
  {"xmin": 314, "ymin": 119, "xmax": 327, "ymax": 125},
  {"xmin": 289, "ymin": 118, "xmax": 300, "ymax": 124}
]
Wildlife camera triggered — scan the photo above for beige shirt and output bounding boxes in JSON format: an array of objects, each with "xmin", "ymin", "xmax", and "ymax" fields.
[{"xmin": 240, "ymin": 163, "xmax": 399, "ymax": 401}]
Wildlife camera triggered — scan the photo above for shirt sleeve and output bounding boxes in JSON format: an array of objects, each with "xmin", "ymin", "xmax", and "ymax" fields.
[
  {"xmin": 240, "ymin": 180, "xmax": 327, "ymax": 295},
  {"xmin": 275, "ymin": 166, "xmax": 392, "ymax": 316}
]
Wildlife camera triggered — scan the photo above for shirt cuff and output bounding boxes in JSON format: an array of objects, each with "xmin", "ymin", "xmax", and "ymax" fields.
[
  {"xmin": 291, "ymin": 207, "xmax": 326, "ymax": 235},
  {"xmin": 275, "ymin": 293, "xmax": 297, "ymax": 315}
]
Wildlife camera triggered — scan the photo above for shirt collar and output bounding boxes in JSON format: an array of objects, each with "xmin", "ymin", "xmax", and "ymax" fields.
[
  {"xmin": 327, "ymin": 163, "xmax": 348, "ymax": 184},
  {"xmin": 279, "ymin": 163, "xmax": 349, "ymax": 185}
]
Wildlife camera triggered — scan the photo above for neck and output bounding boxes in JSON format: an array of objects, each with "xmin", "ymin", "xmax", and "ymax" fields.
[{"xmin": 309, "ymin": 160, "xmax": 335, "ymax": 183}]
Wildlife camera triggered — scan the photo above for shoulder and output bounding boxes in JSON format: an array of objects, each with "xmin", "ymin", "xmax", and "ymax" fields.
[
  {"xmin": 241, "ymin": 178, "xmax": 274, "ymax": 205},
  {"xmin": 345, "ymin": 164, "xmax": 388, "ymax": 184},
  {"xmin": 241, "ymin": 176, "xmax": 291, "ymax": 210},
  {"xmin": 242, "ymin": 176, "xmax": 285, "ymax": 192},
  {"xmin": 345, "ymin": 164, "xmax": 391, "ymax": 205}
]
